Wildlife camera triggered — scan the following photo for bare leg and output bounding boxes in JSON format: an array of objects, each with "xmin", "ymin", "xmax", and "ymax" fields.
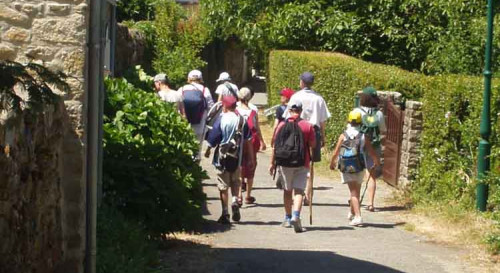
[
  {"xmin": 238, "ymin": 176, "xmax": 245, "ymax": 202},
  {"xmin": 284, "ymin": 189, "xmax": 293, "ymax": 216},
  {"xmin": 230, "ymin": 176, "xmax": 241, "ymax": 200},
  {"xmin": 220, "ymin": 189, "xmax": 229, "ymax": 213},
  {"xmin": 293, "ymin": 189, "xmax": 304, "ymax": 213},
  {"xmin": 246, "ymin": 177, "xmax": 254, "ymax": 199},
  {"xmin": 347, "ymin": 182, "xmax": 362, "ymax": 217},
  {"xmin": 367, "ymin": 175, "xmax": 377, "ymax": 209}
]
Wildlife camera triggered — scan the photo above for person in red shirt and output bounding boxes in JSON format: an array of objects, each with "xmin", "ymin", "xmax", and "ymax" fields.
[{"xmin": 269, "ymin": 102, "xmax": 315, "ymax": 233}]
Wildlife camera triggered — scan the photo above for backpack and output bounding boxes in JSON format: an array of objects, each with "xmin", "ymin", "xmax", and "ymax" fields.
[
  {"xmin": 218, "ymin": 115, "xmax": 245, "ymax": 172},
  {"xmin": 359, "ymin": 107, "xmax": 381, "ymax": 147},
  {"xmin": 338, "ymin": 132, "xmax": 365, "ymax": 173},
  {"xmin": 205, "ymin": 101, "xmax": 223, "ymax": 140},
  {"xmin": 182, "ymin": 84, "xmax": 207, "ymax": 125},
  {"xmin": 274, "ymin": 119, "xmax": 305, "ymax": 168}
]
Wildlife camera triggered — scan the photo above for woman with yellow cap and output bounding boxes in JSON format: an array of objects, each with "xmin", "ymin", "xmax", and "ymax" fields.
[{"xmin": 329, "ymin": 110, "xmax": 380, "ymax": 226}]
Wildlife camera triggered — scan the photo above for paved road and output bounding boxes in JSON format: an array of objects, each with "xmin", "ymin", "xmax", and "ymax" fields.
[{"xmin": 194, "ymin": 148, "xmax": 471, "ymax": 273}]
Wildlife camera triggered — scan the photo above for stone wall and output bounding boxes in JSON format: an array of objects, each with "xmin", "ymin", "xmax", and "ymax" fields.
[
  {"xmin": 399, "ymin": 101, "xmax": 423, "ymax": 188},
  {"xmin": 0, "ymin": 1, "xmax": 87, "ymax": 272},
  {"xmin": 114, "ymin": 23, "xmax": 149, "ymax": 77}
]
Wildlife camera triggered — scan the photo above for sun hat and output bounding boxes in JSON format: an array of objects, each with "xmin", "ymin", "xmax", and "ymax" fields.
[
  {"xmin": 280, "ymin": 88, "xmax": 295, "ymax": 100},
  {"xmin": 299, "ymin": 72, "xmax": 314, "ymax": 85},
  {"xmin": 188, "ymin": 70, "xmax": 203, "ymax": 81},
  {"xmin": 237, "ymin": 87, "xmax": 252, "ymax": 101},
  {"xmin": 216, "ymin": 72, "xmax": 231, "ymax": 82},
  {"xmin": 348, "ymin": 110, "xmax": 362, "ymax": 124},
  {"xmin": 222, "ymin": 95, "xmax": 237, "ymax": 108}
]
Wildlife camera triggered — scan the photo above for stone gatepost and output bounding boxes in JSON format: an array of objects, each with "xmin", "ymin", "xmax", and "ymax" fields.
[
  {"xmin": 399, "ymin": 101, "xmax": 423, "ymax": 188},
  {"xmin": 0, "ymin": 1, "xmax": 88, "ymax": 272}
]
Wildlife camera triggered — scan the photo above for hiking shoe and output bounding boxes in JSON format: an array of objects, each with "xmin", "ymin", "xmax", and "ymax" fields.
[
  {"xmin": 349, "ymin": 216, "xmax": 363, "ymax": 227},
  {"xmin": 237, "ymin": 198, "xmax": 243, "ymax": 208},
  {"xmin": 281, "ymin": 219, "xmax": 291, "ymax": 228},
  {"xmin": 347, "ymin": 212, "xmax": 354, "ymax": 221},
  {"xmin": 245, "ymin": 196, "xmax": 256, "ymax": 204},
  {"xmin": 291, "ymin": 218, "xmax": 304, "ymax": 233},
  {"xmin": 231, "ymin": 202, "xmax": 241, "ymax": 222},
  {"xmin": 217, "ymin": 214, "xmax": 230, "ymax": 225}
]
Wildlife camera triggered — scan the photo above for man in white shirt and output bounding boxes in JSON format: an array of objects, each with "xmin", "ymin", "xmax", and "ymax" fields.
[
  {"xmin": 178, "ymin": 70, "xmax": 214, "ymax": 161},
  {"xmin": 215, "ymin": 72, "xmax": 239, "ymax": 101},
  {"xmin": 285, "ymin": 72, "xmax": 331, "ymax": 204},
  {"xmin": 154, "ymin": 73, "xmax": 185, "ymax": 117}
]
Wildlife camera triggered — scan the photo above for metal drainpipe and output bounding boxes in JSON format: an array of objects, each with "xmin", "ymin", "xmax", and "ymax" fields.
[{"xmin": 86, "ymin": 0, "xmax": 102, "ymax": 272}]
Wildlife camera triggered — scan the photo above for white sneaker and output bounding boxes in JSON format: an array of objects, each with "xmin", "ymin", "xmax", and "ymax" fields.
[
  {"xmin": 290, "ymin": 217, "xmax": 304, "ymax": 233},
  {"xmin": 349, "ymin": 216, "xmax": 363, "ymax": 226},
  {"xmin": 347, "ymin": 212, "xmax": 354, "ymax": 221}
]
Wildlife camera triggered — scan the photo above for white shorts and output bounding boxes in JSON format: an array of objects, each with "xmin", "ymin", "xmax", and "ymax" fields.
[
  {"xmin": 341, "ymin": 170, "xmax": 365, "ymax": 185},
  {"xmin": 278, "ymin": 166, "xmax": 308, "ymax": 191}
]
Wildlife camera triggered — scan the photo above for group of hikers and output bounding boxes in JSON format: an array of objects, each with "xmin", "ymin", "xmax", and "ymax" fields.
[{"xmin": 153, "ymin": 70, "xmax": 386, "ymax": 233}]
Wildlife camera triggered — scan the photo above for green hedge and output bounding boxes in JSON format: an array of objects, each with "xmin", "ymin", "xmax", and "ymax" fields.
[{"xmin": 268, "ymin": 50, "xmax": 500, "ymax": 208}]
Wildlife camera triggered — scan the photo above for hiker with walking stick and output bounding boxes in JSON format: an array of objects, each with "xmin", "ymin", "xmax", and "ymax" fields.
[
  {"xmin": 270, "ymin": 101, "xmax": 316, "ymax": 233},
  {"xmin": 330, "ymin": 110, "xmax": 380, "ymax": 226}
]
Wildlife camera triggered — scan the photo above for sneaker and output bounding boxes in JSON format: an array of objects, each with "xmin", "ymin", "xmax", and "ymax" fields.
[
  {"xmin": 231, "ymin": 202, "xmax": 241, "ymax": 222},
  {"xmin": 347, "ymin": 212, "xmax": 354, "ymax": 221},
  {"xmin": 281, "ymin": 219, "xmax": 291, "ymax": 228},
  {"xmin": 217, "ymin": 214, "xmax": 230, "ymax": 225},
  {"xmin": 349, "ymin": 216, "xmax": 363, "ymax": 226},
  {"xmin": 245, "ymin": 196, "xmax": 256, "ymax": 204},
  {"xmin": 291, "ymin": 217, "xmax": 304, "ymax": 233}
]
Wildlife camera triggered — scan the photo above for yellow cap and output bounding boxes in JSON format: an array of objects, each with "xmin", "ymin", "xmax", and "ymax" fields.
[{"xmin": 348, "ymin": 110, "xmax": 362, "ymax": 124}]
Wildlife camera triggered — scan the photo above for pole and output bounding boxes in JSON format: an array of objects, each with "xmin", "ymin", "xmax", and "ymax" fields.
[{"xmin": 476, "ymin": 0, "xmax": 494, "ymax": 212}]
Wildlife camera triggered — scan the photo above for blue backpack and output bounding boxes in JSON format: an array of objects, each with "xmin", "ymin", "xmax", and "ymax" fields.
[
  {"xmin": 338, "ymin": 132, "xmax": 365, "ymax": 173},
  {"xmin": 182, "ymin": 84, "xmax": 206, "ymax": 125}
]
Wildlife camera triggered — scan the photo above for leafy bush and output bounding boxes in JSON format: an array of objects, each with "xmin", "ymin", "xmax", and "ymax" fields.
[
  {"xmin": 268, "ymin": 50, "xmax": 500, "ymax": 207},
  {"xmin": 97, "ymin": 205, "xmax": 159, "ymax": 273},
  {"xmin": 117, "ymin": 0, "xmax": 156, "ymax": 22},
  {"xmin": 103, "ymin": 73, "xmax": 206, "ymax": 236}
]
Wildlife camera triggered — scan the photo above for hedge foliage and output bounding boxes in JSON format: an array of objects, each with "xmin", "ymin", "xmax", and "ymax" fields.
[
  {"xmin": 102, "ymin": 69, "xmax": 206, "ymax": 236},
  {"xmin": 268, "ymin": 50, "xmax": 500, "ymax": 209}
]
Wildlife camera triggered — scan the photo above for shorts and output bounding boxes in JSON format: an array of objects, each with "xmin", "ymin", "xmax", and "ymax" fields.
[
  {"xmin": 312, "ymin": 126, "xmax": 321, "ymax": 162},
  {"xmin": 217, "ymin": 168, "xmax": 241, "ymax": 191},
  {"xmin": 278, "ymin": 166, "xmax": 308, "ymax": 191},
  {"xmin": 341, "ymin": 171, "xmax": 365, "ymax": 185},
  {"xmin": 364, "ymin": 145, "xmax": 383, "ymax": 178}
]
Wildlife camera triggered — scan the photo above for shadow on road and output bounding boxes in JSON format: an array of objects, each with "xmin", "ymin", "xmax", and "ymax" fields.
[
  {"xmin": 255, "ymin": 202, "xmax": 349, "ymax": 208},
  {"xmin": 375, "ymin": 205, "xmax": 408, "ymax": 212},
  {"xmin": 306, "ymin": 226, "xmax": 354, "ymax": 232},
  {"xmin": 362, "ymin": 222, "xmax": 406, "ymax": 229},
  {"xmin": 161, "ymin": 240, "xmax": 406, "ymax": 273}
]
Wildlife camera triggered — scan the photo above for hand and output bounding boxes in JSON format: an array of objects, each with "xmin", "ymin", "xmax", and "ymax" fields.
[
  {"xmin": 204, "ymin": 147, "xmax": 211, "ymax": 158},
  {"xmin": 269, "ymin": 164, "xmax": 276, "ymax": 176},
  {"xmin": 260, "ymin": 141, "xmax": 267, "ymax": 151},
  {"xmin": 329, "ymin": 160, "xmax": 337, "ymax": 171}
]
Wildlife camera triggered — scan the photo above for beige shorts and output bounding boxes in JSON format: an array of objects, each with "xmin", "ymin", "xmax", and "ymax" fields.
[
  {"xmin": 278, "ymin": 166, "xmax": 308, "ymax": 191},
  {"xmin": 217, "ymin": 168, "xmax": 241, "ymax": 191},
  {"xmin": 341, "ymin": 170, "xmax": 365, "ymax": 185}
]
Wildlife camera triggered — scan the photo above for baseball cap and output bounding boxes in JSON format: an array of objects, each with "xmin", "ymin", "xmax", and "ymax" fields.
[
  {"xmin": 153, "ymin": 73, "xmax": 168, "ymax": 83},
  {"xmin": 221, "ymin": 95, "xmax": 237, "ymax": 108},
  {"xmin": 290, "ymin": 101, "xmax": 303, "ymax": 111},
  {"xmin": 299, "ymin": 72, "xmax": 314, "ymax": 85},
  {"xmin": 362, "ymin": 86, "xmax": 377, "ymax": 96},
  {"xmin": 216, "ymin": 72, "xmax": 231, "ymax": 82},
  {"xmin": 237, "ymin": 87, "xmax": 252, "ymax": 101},
  {"xmin": 280, "ymin": 88, "xmax": 294, "ymax": 100},
  {"xmin": 188, "ymin": 70, "xmax": 203, "ymax": 81}
]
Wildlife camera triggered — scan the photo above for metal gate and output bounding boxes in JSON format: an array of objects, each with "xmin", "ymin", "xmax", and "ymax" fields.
[{"xmin": 382, "ymin": 100, "xmax": 404, "ymax": 186}]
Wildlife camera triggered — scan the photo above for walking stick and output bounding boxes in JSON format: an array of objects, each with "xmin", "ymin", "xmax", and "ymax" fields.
[
  {"xmin": 360, "ymin": 167, "xmax": 374, "ymax": 205},
  {"xmin": 309, "ymin": 162, "xmax": 314, "ymax": 225}
]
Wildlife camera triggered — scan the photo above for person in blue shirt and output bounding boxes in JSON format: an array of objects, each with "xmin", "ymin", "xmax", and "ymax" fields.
[{"xmin": 205, "ymin": 95, "xmax": 254, "ymax": 224}]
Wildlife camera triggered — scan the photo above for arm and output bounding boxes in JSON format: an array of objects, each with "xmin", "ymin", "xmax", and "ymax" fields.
[
  {"xmin": 329, "ymin": 134, "xmax": 344, "ymax": 170},
  {"xmin": 178, "ymin": 101, "xmax": 186, "ymax": 118},
  {"xmin": 254, "ymin": 114, "xmax": 267, "ymax": 150},
  {"xmin": 364, "ymin": 137, "xmax": 381, "ymax": 167},
  {"xmin": 320, "ymin": 121, "xmax": 326, "ymax": 147}
]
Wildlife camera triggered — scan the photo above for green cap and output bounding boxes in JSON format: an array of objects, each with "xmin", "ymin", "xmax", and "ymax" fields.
[{"xmin": 362, "ymin": 86, "xmax": 377, "ymax": 96}]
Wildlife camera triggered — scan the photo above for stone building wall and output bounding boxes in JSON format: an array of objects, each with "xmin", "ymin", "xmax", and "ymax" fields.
[
  {"xmin": 0, "ymin": 1, "xmax": 88, "ymax": 272},
  {"xmin": 399, "ymin": 101, "xmax": 423, "ymax": 188}
]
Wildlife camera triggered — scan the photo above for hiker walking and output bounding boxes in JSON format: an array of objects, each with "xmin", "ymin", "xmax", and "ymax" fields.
[
  {"xmin": 236, "ymin": 87, "xmax": 266, "ymax": 205},
  {"xmin": 285, "ymin": 72, "xmax": 331, "ymax": 206},
  {"xmin": 154, "ymin": 73, "xmax": 185, "ymax": 117},
  {"xmin": 329, "ymin": 110, "xmax": 380, "ymax": 226},
  {"xmin": 272, "ymin": 88, "xmax": 295, "ymax": 134},
  {"xmin": 178, "ymin": 70, "xmax": 214, "ymax": 161},
  {"xmin": 353, "ymin": 87, "xmax": 386, "ymax": 212},
  {"xmin": 215, "ymin": 72, "xmax": 239, "ymax": 101},
  {"xmin": 271, "ymin": 101, "xmax": 316, "ymax": 233},
  {"xmin": 206, "ymin": 96, "xmax": 255, "ymax": 224}
]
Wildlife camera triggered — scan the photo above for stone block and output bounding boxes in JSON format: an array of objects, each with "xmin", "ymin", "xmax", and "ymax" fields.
[
  {"xmin": 406, "ymin": 101, "xmax": 422, "ymax": 110},
  {"xmin": 74, "ymin": 3, "xmax": 87, "ymax": 14},
  {"xmin": 0, "ymin": 44, "xmax": 17, "ymax": 60},
  {"xmin": 32, "ymin": 14, "xmax": 85, "ymax": 45},
  {"xmin": 21, "ymin": 3, "xmax": 43, "ymax": 17},
  {"xmin": 0, "ymin": 4, "xmax": 30, "ymax": 27},
  {"xmin": 46, "ymin": 4, "xmax": 70, "ymax": 16},
  {"xmin": 3, "ymin": 26, "xmax": 30, "ymax": 43},
  {"xmin": 25, "ymin": 46, "xmax": 58, "ymax": 61}
]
